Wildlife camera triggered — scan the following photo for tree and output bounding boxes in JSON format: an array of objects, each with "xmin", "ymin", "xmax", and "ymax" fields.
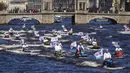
[{"xmin": 0, "ymin": 2, "xmax": 7, "ymax": 11}]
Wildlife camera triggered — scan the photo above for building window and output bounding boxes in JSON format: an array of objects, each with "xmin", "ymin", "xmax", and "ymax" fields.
[
  {"xmin": 45, "ymin": 2, "xmax": 50, "ymax": 10},
  {"xmin": 34, "ymin": 5, "xmax": 41, "ymax": 9},
  {"xmin": 79, "ymin": 2, "xmax": 82, "ymax": 10},
  {"xmin": 79, "ymin": 2, "xmax": 85, "ymax": 10},
  {"xmin": 83, "ymin": 2, "xmax": 85, "ymax": 10}
]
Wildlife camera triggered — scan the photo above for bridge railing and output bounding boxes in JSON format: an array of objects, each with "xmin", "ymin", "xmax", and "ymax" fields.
[{"xmin": 0, "ymin": 11, "xmax": 130, "ymax": 16}]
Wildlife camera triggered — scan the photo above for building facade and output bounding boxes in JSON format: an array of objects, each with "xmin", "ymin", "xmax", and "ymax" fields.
[
  {"xmin": 8, "ymin": 0, "xmax": 28, "ymax": 13},
  {"xmin": 27, "ymin": 0, "xmax": 43, "ymax": 12},
  {"xmin": 53, "ymin": 0, "xmax": 75, "ymax": 12},
  {"xmin": 125, "ymin": 0, "xmax": 130, "ymax": 11},
  {"xmin": 75, "ymin": 0, "xmax": 130, "ymax": 13},
  {"xmin": 4, "ymin": 0, "xmax": 130, "ymax": 13}
]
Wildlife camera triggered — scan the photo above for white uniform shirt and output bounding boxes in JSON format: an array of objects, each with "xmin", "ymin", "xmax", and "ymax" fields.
[
  {"xmin": 115, "ymin": 48, "xmax": 122, "ymax": 51},
  {"xmin": 55, "ymin": 45, "xmax": 62, "ymax": 52},
  {"xmin": 92, "ymin": 41, "xmax": 97, "ymax": 46},
  {"xmin": 103, "ymin": 52, "xmax": 111, "ymax": 60}
]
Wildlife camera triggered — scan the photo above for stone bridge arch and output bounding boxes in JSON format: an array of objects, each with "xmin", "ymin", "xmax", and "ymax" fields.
[
  {"xmin": 6, "ymin": 14, "xmax": 43, "ymax": 24},
  {"xmin": 88, "ymin": 16, "xmax": 117, "ymax": 24}
]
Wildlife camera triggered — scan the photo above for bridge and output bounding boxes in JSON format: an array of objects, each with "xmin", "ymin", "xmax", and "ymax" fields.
[
  {"xmin": 0, "ymin": 12, "xmax": 130, "ymax": 24},
  {"xmin": 0, "ymin": 12, "xmax": 74, "ymax": 24},
  {"xmin": 75, "ymin": 12, "xmax": 130, "ymax": 24}
]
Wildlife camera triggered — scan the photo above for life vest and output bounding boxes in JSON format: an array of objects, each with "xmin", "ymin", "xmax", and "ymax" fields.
[
  {"xmin": 117, "ymin": 51, "xmax": 123, "ymax": 57},
  {"xmin": 77, "ymin": 49, "xmax": 81, "ymax": 54},
  {"xmin": 77, "ymin": 51, "xmax": 80, "ymax": 54},
  {"xmin": 77, "ymin": 47, "xmax": 81, "ymax": 54},
  {"xmin": 4, "ymin": 35, "xmax": 9, "ymax": 38}
]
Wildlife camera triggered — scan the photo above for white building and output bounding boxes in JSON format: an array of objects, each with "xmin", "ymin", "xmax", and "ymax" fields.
[{"xmin": 8, "ymin": 0, "xmax": 28, "ymax": 11}]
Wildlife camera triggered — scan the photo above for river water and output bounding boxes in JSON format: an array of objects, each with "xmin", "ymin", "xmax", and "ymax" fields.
[{"xmin": 0, "ymin": 19, "xmax": 130, "ymax": 73}]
